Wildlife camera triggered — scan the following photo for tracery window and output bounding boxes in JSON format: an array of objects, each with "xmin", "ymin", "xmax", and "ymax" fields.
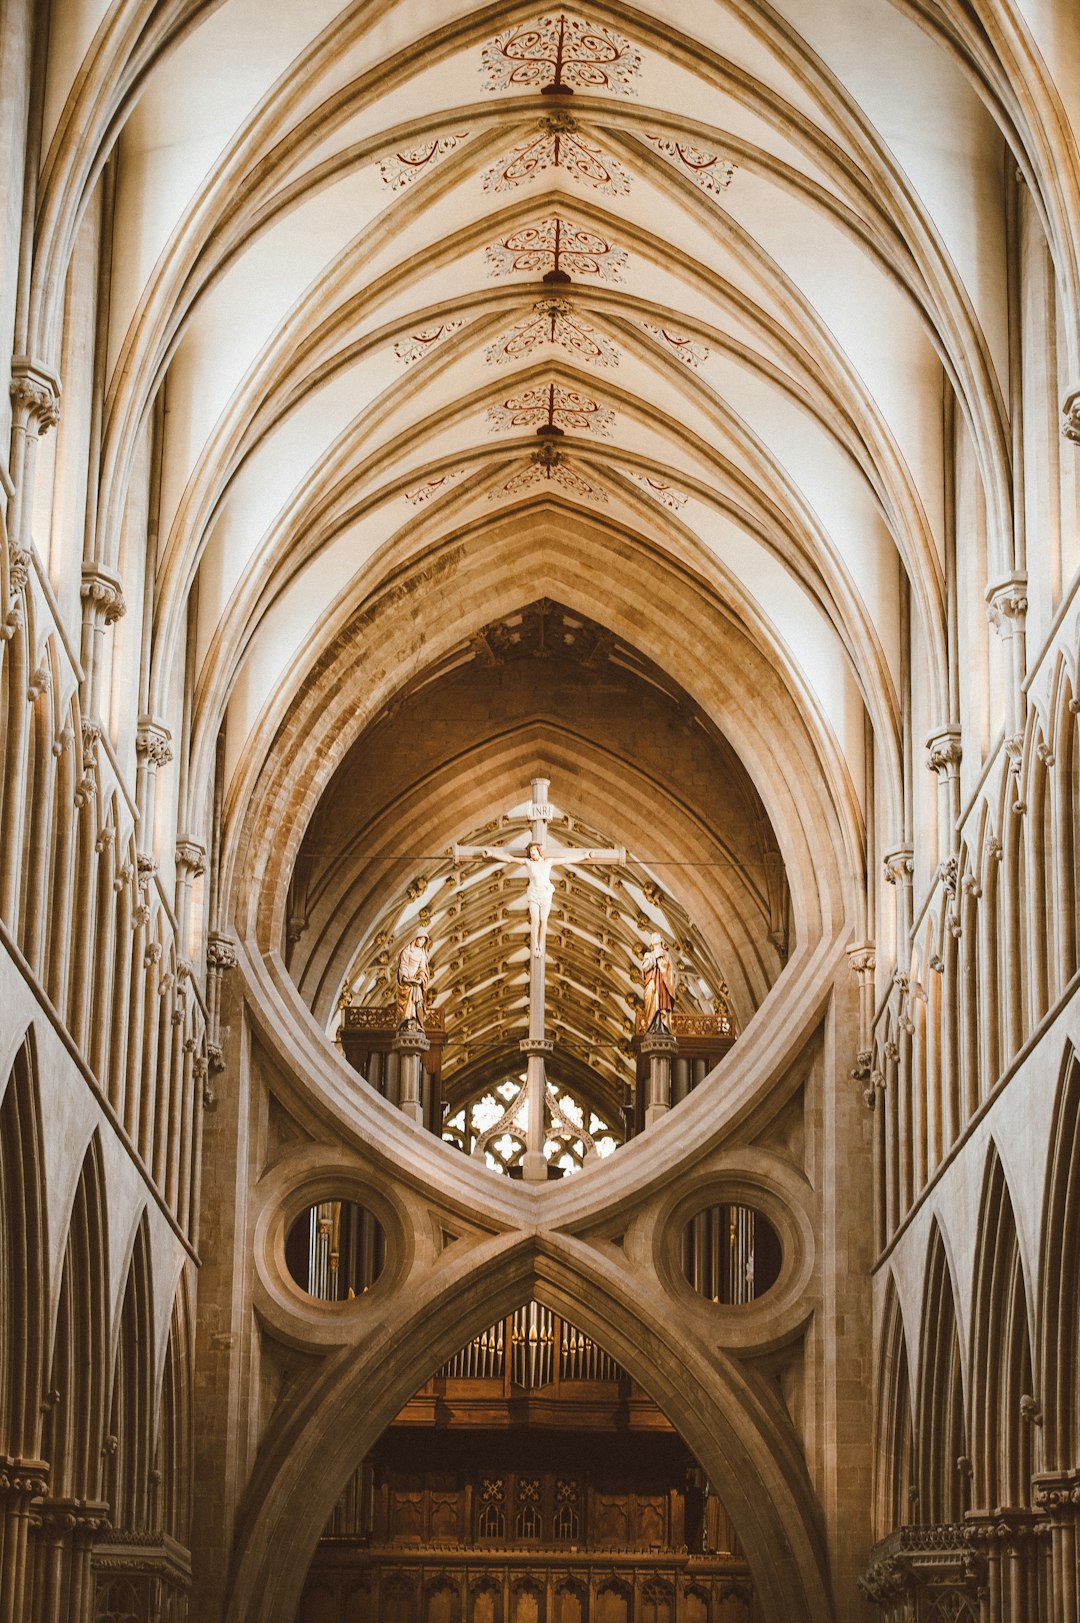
[{"xmin": 443, "ymin": 1075, "xmax": 618, "ymax": 1175}]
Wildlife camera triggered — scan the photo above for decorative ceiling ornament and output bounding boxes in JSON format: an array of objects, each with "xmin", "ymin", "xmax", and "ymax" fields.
[
  {"xmin": 487, "ymin": 380, "xmax": 616, "ymax": 436},
  {"xmin": 640, "ymin": 322, "xmax": 709, "ymax": 368},
  {"xmin": 485, "ymin": 299, "xmax": 621, "ymax": 366},
  {"xmin": 377, "ymin": 132, "xmax": 470, "ymax": 190},
  {"xmin": 644, "ymin": 134, "xmax": 736, "ymax": 195},
  {"xmin": 486, "ymin": 215, "xmax": 627, "ymax": 283},
  {"xmin": 491, "ymin": 441, "xmax": 608, "ymax": 502},
  {"xmin": 482, "ymin": 114, "xmax": 630, "ymax": 196},
  {"xmin": 393, "ymin": 321, "xmax": 466, "ymax": 364},
  {"xmin": 404, "ymin": 468, "xmax": 470, "ymax": 505},
  {"xmin": 622, "ymin": 469, "xmax": 689, "ymax": 511},
  {"xmin": 482, "ymin": 14, "xmax": 642, "ymax": 97}
]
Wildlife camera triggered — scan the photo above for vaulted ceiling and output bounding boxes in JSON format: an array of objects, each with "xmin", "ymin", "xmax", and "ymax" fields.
[{"xmin": 33, "ymin": 0, "xmax": 1080, "ymax": 1059}]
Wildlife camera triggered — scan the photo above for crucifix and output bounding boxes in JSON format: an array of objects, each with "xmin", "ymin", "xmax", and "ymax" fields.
[{"xmin": 452, "ymin": 776, "xmax": 625, "ymax": 1181}]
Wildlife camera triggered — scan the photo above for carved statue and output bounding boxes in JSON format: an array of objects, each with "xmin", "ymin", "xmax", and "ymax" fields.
[
  {"xmin": 641, "ymin": 932, "xmax": 678, "ymax": 1033},
  {"xmin": 395, "ymin": 932, "xmax": 431, "ymax": 1029},
  {"xmin": 452, "ymin": 839, "xmax": 624, "ymax": 958}
]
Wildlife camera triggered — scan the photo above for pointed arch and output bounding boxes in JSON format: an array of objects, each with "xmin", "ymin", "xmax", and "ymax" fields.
[
  {"xmin": 969, "ymin": 1143, "xmax": 1035, "ymax": 1511},
  {"xmin": 0, "ymin": 1031, "xmax": 49, "ymax": 1461},
  {"xmin": 42, "ymin": 1133, "xmax": 110, "ymax": 1502},
  {"xmin": 874, "ymin": 1272, "xmax": 914, "ymax": 1538},
  {"xmin": 1039, "ymin": 1048, "xmax": 1080, "ymax": 1467},
  {"xmin": 915, "ymin": 1222, "xmax": 968, "ymax": 1525},
  {"xmin": 156, "ymin": 1269, "xmax": 194, "ymax": 1547},
  {"xmin": 105, "ymin": 1212, "xmax": 155, "ymax": 1531}
]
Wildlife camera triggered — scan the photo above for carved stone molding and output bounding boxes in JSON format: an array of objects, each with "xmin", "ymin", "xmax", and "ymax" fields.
[
  {"xmin": 81, "ymin": 718, "xmax": 102, "ymax": 766},
  {"xmin": 1062, "ymin": 387, "xmax": 1080, "ymax": 445},
  {"xmin": 207, "ymin": 931, "xmax": 238, "ymax": 973},
  {"xmin": 1033, "ymin": 1468, "xmax": 1080, "ymax": 1515},
  {"xmin": 985, "ymin": 575, "xmax": 1028, "ymax": 633},
  {"xmin": 2, "ymin": 543, "xmax": 32, "ymax": 637},
  {"xmin": 9, "ymin": 356, "xmax": 61, "ymax": 435},
  {"xmin": 925, "ymin": 725, "xmax": 962, "ymax": 777},
  {"xmin": 0, "ymin": 1455, "xmax": 49, "ymax": 1499},
  {"xmin": 883, "ymin": 846, "xmax": 914, "ymax": 886},
  {"xmin": 135, "ymin": 717, "xmax": 173, "ymax": 766},
  {"xmin": 80, "ymin": 561, "xmax": 126, "ymax": 625},
  {"xmin": 859, "ymin": 1524, "xmax": 982, "ymax": 1604},
  {"xmin": 847, "ymin": 945, "xmax": 876, "ymax": 977},
  {"xmin": 26, "ymin": 662, "xmax": 50, "ymax": 702},
  {"xmin": 175, "ymin": 839, "xmax": 207, "ymax": 878}
]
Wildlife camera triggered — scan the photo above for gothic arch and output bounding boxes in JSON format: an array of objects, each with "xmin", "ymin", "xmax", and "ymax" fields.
[
  {"xmin": 968, "ymin": 1144, "xmax": 1035, "ymax": 1511},
  {"xmin": 105, "ymin": 1212, "xmax": 155, "ymax": 1531},
  {"xmin": 1038, "ymin": 1048, "xmax": 1080, "ymax": 1466},
  {"xmin": 873, "ymin": 1273, "xmax": 914, "ymax": 1539},
  {"xmin": 43, "ymin": 1131, "xmax": 110, "ymax": 1502},
  {"xmin": 915, "ymin": 1222, "xmax": 968, "ymax": 1525},
  {"xmin": 224, "ymin": 1244, "xmax": 832, "ymax": 1623},
  {"xmin": 156, "ymin": 1270, "xmax": 194, "ymax": 1546},
  {"xmin": 0, "ymin": 1031, "xmax": 49, "ymax": 1461}
]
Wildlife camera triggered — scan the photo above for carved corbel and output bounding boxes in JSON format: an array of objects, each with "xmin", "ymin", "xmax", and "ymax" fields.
[
  {"xmin": 986, "ymin": 576, "xmax": 1028, "ymax": 634},
  {"xmin": 9, "ymin": 358, "xmax": 61, "ymax": 437},
  {"xmin": 883, "ymin": 847, "xmax": 914, "ymax": 886},
  {"xmin": 174, "ymin": 840, "xmax": 207, "ymax": 878},
  {"xmin": 80, "ymin": 561, "xmax": 126, "ymax": 626},
  {"xmin": 206, "ymin": 932, "xmax": 237, "ymax": 973},
  {"xmin": 926, "ymin": 725, "xmax": 962, "ymax": 778},
  {"xmin": 1062, "ymin": 387, "xmax": 1080, "ymax": 445},
  {"xmin": 26, "ymin": 663, "xmax": 50, "ymax": 702},
  {"xmin": 2, "ymin": 546, "xmax": 31, "ymax": 639},
  {"xmin": 135, "ymin": 719, "xmax": 173, "ymax": 768},
  {"xmin": 80, "ymin": 719, "xmax": 102, "ymax": 768}
]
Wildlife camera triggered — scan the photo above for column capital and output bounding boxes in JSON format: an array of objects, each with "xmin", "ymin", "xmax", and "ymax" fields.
[
  {"xmin": 925, "ymin": 724, "xmax": 962, "ymax": 777},
  {"xmin": 392, "ymin": 1027, "xmax": 429, "ymax": 1056},
  {"xmin": 639, "ymin": 1029, "xmax": 678, "ymax": 1056},
  {"xmin": 174, "ymin": 839, "xmax": 207, "ymax": 878},
  {"xmin": 847, "ymin": 943, "xmax": 876, "ymax": 976},
  {"xmin": 9, "ymin": 356, "xmax": 61, "ymax": 435},
  {"xmin": 519, "ymin": 1036, "xmax": 554, "ymax": 1056},
  {"xmin": 986, "ymin": 573, "xmax": 1028, "ymax": 632},
  {"xmin": 135, "ymin": 716, "xmax": 173, "ymax": 766},
  {"xmin": 207, "ymin": 931, "xmax": 237, "ymax": 973},
  {"xmin": 1062, "ymin": 386, "xmax": 1080, "ymax": 445},
  {"xmin": 882, "ymin": 845, "xmax": 914, "ymax": 886},
  {"xmin": 80, "ymin": 561, "xmax": 126, "ymax": 625}
]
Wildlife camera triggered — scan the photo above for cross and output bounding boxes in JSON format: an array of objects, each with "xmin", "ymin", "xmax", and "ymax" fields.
[{"xmin": 452, "ymin": 776, "xmax": 625, "ymax": 1181}]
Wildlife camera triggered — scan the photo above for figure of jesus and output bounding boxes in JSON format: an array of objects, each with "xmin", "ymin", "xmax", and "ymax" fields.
[{"xmin": 452, "ymin": 839, "xmax": 624, "ymax": 957}]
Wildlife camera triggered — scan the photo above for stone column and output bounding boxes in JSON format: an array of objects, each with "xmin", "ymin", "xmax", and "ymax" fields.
[
  {"xmin": 926, "ymin": 725, "xmax": 963, "ymax": 856},
  {"xmin": 641, "ymin": 1028, "xmax": 676, "ymax": 1128},
  {"xmin": 1034, "ymin": 1472, "xmax": 1080, "ymax": 1623},
  {"xmin": 174, "ymin": 838, "xmax": 206, "ymax": 980},
  {"xmin": 79, "ymin": 561, "xmax": 125, "ymax": 719},
  {"xmin": 986, "ymin": 577, "xmax": 1028, "ymax": 768},
  {"xmin": 882, "ymin": 846, "xmax": 914, "ymax": 966},
  {"xmin": 393, "ymin": 1027, "xmax": 427, "ymax": 1125},
  {"xmin": 519, "ymin": 1036, "xmax": 554, "ymax": 1179},
  {"xmin": 1061, "ymin": 388, "xmax": 1080, "ymax": 447},
  {"xmin": 135, "ymin": 717, "xmax": 173, "ymax": 863},
  {"xmin": 7, "ymin": 358, "xmax": 60, "ymax": 559},
  {"xmin": 0, "ymin": 1458, "xmax": 48, "ymax": 1623}
]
